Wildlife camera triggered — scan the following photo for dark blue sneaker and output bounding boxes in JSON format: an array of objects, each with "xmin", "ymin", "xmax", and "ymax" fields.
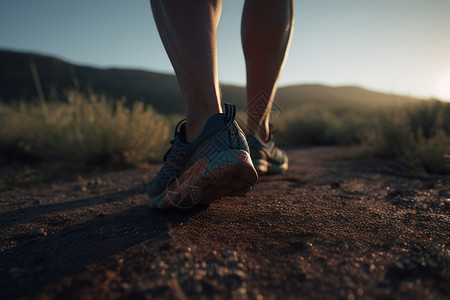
[
  {"xmin": 246, "ymin": 129, "xmax": 288, "ymax": 175},
  {"xmin": 148, "ymin": 104, "xmax": 258, "ymax": 209}
]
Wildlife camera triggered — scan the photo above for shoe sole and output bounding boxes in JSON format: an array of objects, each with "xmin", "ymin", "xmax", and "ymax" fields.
[
  {"xmin": 148, "ymin": 149, "xmax": 258, "ymax": 209},
  {"xmin": 253, "ymin": 158, "xmax": 288, "ymax": 175}
]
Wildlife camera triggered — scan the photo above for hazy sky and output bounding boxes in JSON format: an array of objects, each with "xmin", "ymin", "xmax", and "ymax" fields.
[{"xmin": 1, "ymin": 0, "xmax": 449, "ymax": 101}]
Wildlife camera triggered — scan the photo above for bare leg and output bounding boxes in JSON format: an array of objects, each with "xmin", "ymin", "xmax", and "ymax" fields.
[
  {"xmin": 150, "ymin": 0, "xmax": 223, "ymax": 142},
  {"xmin": 242, "ymin": 0, "xmax": 294, "ymax": 142}
]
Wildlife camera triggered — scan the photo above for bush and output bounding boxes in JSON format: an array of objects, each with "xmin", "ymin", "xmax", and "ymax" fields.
[
  {"xmin": 368, "ymin": 100, "xmax": 450, "ymax": 174},
  {"xmin": 274, "ymin": 106, "xmax": 371, "ymax": 146},
  {"xmin": 0, "ymin": 91, "xmax": 169, "ymax": 167},
  {"xmin": 263, "ymin": 100, "xmax": 449, "ymax": 174}
]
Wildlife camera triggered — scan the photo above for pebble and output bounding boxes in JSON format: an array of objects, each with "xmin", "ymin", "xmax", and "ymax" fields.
[
  {"xmin": 121, "ymin": 283, "xmax": 130, "ymax": 290},
  {"xmin": 224, "ymin": 251, "xmax": 239, "ymax": 262},
  {"xmin": 28, "ymin": 227, "xmax": 47, "ymax": 238},
  {"xmin": 234, "ymin": 270, "xmax": 247, "ymax": 279}
]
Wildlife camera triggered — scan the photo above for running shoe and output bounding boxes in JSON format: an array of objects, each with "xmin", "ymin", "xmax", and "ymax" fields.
[
  {"xmin": 246, "ymin": 128, "xmax": 288, "ymax": 175},
  {"xmin": 148, "ymin": 103, "xmax": 258, "ymax": 209}
]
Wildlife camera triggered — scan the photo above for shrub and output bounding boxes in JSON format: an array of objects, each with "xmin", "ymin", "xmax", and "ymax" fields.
[
  {"xmin": 274, "ymin": 106, "xmax": 370, "ymax": 146},
  {"xmin": 0, "ymin": 91, "xmax": 169, "ymax": 167},
  {"xmin": 369, "ymin": 100, "xmax": 450, "ymax": 174}
]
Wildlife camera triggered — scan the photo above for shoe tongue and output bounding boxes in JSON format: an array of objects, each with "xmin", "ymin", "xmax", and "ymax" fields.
[
  {"xmin": 176, "ymin": 123, "xmax": 189, "ymax": 144},
  {"xmin": 248, "ymin": 134, "xmax": 269, "ymax": 147},
  {"xmin": 175, "ymin": 112, "xmax": 228, "ymax": 145}
]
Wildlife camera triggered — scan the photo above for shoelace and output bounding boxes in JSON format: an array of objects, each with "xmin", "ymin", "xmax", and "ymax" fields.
[{"xmin": 162, "ymin": 119, "xmax": 186, "ymax": 162}]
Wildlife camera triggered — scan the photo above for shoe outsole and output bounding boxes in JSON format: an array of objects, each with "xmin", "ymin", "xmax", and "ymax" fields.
[{"xmin": 148, "ymin": 149, "xmax": 258, "ymax": 209}]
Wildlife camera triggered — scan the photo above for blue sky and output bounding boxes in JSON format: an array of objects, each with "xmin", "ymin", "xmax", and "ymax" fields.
[{"xmin": 1, "ymin": 0, "xmax": 449, "ymax": 101}]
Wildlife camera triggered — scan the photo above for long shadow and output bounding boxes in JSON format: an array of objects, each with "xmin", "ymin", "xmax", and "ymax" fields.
[
  {"xmin": 0, "ymin": 194, "xmax": 207, "ymax": 299},
  {"xmin": 0, "ymin": 185, "xmax": 148, "ymax": 230}
]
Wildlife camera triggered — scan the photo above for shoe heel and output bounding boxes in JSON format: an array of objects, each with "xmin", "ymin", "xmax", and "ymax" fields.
[{"xmin": 252, "ymin": 159, "xmax": 269, "ymax": 175}]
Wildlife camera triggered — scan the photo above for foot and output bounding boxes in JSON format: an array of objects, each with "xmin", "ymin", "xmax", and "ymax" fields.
[
  {"xmin": 148, "ymin": 104, "xmax": 258, "ymax": 209},
  {"xmin": 246, "ymin": 128, "xmax": 288, "ymax": 175}
]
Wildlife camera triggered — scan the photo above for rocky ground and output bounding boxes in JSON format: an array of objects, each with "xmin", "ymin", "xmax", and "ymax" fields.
[{"xmin": 0, "ymin": 146, "xmax": 449, "ymax": 300}]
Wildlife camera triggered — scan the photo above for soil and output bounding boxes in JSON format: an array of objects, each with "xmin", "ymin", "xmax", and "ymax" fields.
[{"xmin": 1, "ymin": 146, "xmax": 449, "ymax": 300}]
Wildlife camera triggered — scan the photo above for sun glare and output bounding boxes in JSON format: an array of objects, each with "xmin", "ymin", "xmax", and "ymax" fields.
[{"xmin": 436, "ymin": 69, "xmax": 450, "ymax": 101}]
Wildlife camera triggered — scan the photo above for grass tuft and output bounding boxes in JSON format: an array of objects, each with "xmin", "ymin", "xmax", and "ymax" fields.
[
  {"xmin": 368, "ymin": 100, "xmax": 450, "ymax": 174},
  {"xmin": 0, "ymin": 91, "xmax": 169, "ymax": 167},
  {"xmin": 269, "ymin": 99, "xmax": 450, "ymax": 174}
]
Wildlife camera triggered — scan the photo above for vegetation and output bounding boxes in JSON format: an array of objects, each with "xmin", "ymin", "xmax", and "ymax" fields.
[
  {"xmin": 273, "ymin": 105, "xmax": 373, "ymax": 146},
  {"xmin": 367, "ymin": 100, "xmax": 450, "ymax": 174},
  {"xmin": 1, "ymin": 91, "xmax": 448, "ymax": 188},
  {"xmin": 0, "ymin": 91, "xmax": 169, "ymax": 167},
  {"xmin": 2, "ymin": 50, "xmax": 447, "ymax": 188},
  {"xmin": 271, "ymin": 99, "xmax": 450, "ymax": 175}
]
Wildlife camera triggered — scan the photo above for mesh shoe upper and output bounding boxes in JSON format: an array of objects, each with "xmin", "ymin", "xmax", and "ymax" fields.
[
  {"xmin": 246, "ymin": 128, "xmax": 288, "ymax": 174},
  {"xmin": 148, "ymin": 103, "xmax": 251, "ymax": 198}
]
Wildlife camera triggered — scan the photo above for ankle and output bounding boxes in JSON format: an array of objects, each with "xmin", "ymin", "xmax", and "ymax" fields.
[
  {"xmin": 257, "ymin": 128, "xmax": 270, "ymax": 143},
  {"xmin": 184, "ymin": 101, "xmax": 222, "ymax": 142},
  {"xmin": 247, "ymin": 125, "xmax": 270, "ymax": 143},
  {"xmin": 185, "ymin": 111, "xmax": 221, "ymax": 142},
  {"xmin": 185, "ymin": 118, "xmax": 205, "ymax": 142}
]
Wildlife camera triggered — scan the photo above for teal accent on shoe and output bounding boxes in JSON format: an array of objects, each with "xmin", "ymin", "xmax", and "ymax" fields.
[
  {"xmin": 246, "ymin": 129, "xmax": 288, "ymax": 175},
  {"xmin": 148, "ymin": 103, "xmax": 258, "ymax": 209}
]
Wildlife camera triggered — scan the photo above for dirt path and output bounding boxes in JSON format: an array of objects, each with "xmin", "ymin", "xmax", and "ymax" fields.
[{"xmin": 1, "ymin": 146, "xmax": 449, "ymax": 300}]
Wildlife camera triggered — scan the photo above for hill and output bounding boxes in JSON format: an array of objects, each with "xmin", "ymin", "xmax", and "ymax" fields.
[{"xmin": 0, "ymin": 50, "xmax": 421, "ymax": 114}]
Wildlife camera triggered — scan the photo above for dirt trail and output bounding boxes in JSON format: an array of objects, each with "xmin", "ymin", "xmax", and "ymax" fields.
[{"xmin": 1, "ymin": 146, "xmax": 449, "ymax": 300}]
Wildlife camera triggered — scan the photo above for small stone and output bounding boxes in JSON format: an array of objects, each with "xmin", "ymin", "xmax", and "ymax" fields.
[
  {"xmin": 224, "ymin": 251, "xmax": 239, "ymax": 262},
  {"xmin": 193, "ymin": 269, "xmax": 207, "ymax": 281},
  {"xmin": 234, "ymin": 270, "xmax": 247, "ymax": 278},
  {"xmin": 28, "ymin": 227, "xmax": 47, "ymax": 238},
  {"xmin": 37, "ymin": 227, "xmax": 47, "ymax": 236},
  {"xmin": 217, "ymin": 267, "xmax": 229, "ymax": 277},
  {"xmin": 121, "ymin": 283, "xmax": 130, "ymax": 290}
]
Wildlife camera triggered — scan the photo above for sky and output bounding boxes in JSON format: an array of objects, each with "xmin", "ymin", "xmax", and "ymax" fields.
[{"xmin": 1, "ymin": 0, "xmax": 449, "ymax": 101}]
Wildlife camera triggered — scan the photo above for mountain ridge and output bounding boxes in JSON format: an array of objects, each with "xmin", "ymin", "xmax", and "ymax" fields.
[{"xmin": 0, "ymin": 50, "xmax": 422, "ymax": 114}]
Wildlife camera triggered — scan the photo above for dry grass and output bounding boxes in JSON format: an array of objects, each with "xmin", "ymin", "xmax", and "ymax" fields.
[
  {"xmin": 1, "ymin": 93, "xmax": 448, "ymax": 185},
  {"xmin": 266, "ymin": 99, "xmax": 450, "ymax": 174},
  {"xmin": 368, "ymin": 100, "xmax": 450, "ymax": 174},
  {"xmin": 0, "ymin": 91, "xmax": 169, "ymax": 167}
]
